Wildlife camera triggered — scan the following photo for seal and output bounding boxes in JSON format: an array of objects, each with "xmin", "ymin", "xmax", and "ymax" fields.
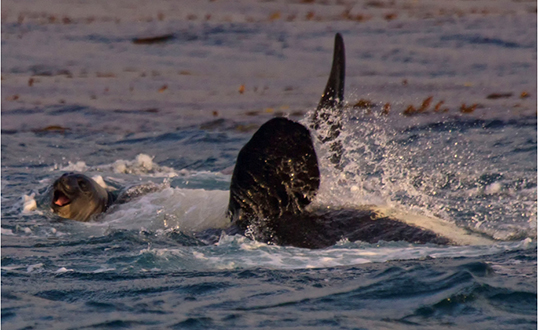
[
  {"xmin": 50, "ymin": 172, "xmax": 164, "ymax": 221},
  {"xmin": 51, "ymin": 172, "xmax": 115, "ymax": 222}
]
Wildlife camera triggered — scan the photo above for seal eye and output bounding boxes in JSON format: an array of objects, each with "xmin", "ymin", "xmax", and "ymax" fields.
[{"xmin": 77, "ymin": 179, "xmax": 88, "ymax": 191}]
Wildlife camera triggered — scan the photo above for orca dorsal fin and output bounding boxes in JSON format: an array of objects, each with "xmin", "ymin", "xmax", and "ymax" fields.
[
  {"xmin": 311, "ymin": 33, "xmax": 346, "ymax": 166},
  {"xmin": 316, "ymin": 33, "xmax": 345, "ymax": 113}
]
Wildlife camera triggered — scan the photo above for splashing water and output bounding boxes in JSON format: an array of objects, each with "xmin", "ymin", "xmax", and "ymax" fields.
[{"xmin": 305, "ymin": 107, "xmax": 536, "ymax": 241}]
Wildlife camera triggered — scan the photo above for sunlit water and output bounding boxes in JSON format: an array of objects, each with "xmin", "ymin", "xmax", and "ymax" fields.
[{"xmin": 2, "ymin": 1, "xmax": 536, "ymax": 329}]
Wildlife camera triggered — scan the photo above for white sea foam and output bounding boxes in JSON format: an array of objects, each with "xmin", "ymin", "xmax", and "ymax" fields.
[
  {"xmin": 139, "ymin": 237, "xmax": 534, "ymax": 271},
  {"xmin": 484, "ymin": 182, "xmax": 502, "ymax": 195},
  {"xmin": 1, "ymin": 228, "xmax": 15, "ymax": 236},
  {"xmin": 55, "ymin": 267, "xmax": 74, "ymax": 273},
  {"xmin": 21, "ymin": 194, "xmax": 37, "ymax": 213},
  {"xmin": 26, "ymin": 263, "xmax": 43, "ymax": 273},
  {"xmin": 91, "ymin": 175, "xmax": 108, "ymax": 189},
  {"xmin": 59, "ymin": 161, "xmax": 88, "ymax": 172},
  {"xmin": 103, "ymin": 153, "xmax": 177, "ymax": 176},
  {"xmin": 92, "ymin": 268, "xmax": 117, "ymax": 273},
  {"xmin": 57, "ymin": 154, "xmax": 178, "ymax": 177}
]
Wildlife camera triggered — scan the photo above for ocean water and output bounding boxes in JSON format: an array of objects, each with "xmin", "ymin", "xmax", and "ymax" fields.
[{"xmin": 2, "ymin": 1, "xmax": 537, "ymax": 329}]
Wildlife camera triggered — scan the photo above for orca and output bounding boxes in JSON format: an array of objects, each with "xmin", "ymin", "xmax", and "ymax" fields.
[{"xmin": 227, "ymin": 33, "xmax": 470, "ymax": 248}]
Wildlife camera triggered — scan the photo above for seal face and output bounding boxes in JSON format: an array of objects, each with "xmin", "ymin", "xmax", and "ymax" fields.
[{"xmin": 51, "ymin": 173, "xmax": 110, "ymax": 222}]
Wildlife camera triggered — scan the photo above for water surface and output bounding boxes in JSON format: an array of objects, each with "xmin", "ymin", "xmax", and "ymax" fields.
[{"xmin": 2, "ymin": 1, "xmax": 536, "ymax": 329}]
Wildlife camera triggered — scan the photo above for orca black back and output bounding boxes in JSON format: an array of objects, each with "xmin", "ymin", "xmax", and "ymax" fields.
[{"xmin": 228, "ymin": 117, "xmax": 320, "ymax": 232}]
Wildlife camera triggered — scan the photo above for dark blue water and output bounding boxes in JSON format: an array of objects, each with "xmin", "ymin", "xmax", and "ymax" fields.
[{"xmin": 2, "ymin": 1, "xmax": 537, "ymax": 329}]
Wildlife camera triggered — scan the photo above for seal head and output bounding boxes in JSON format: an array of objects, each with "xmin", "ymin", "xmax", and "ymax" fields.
[{"xmin": 51, "ymin": 173, "xmax": 111, "ymax": 222}]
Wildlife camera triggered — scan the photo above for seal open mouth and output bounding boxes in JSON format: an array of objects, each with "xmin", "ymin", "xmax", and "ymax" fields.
[{"xmin": 53, "ymin": 190, "xmax": 71, "ymax": 207}]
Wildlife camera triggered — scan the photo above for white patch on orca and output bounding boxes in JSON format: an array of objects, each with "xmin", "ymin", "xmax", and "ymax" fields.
[
  {"xmin": 88, "ymin": 188, "xmax": 230, "ymax": 233},
  {"xmin": 369, "ymin": 206, "xmax": 495, "ymax": 245}
]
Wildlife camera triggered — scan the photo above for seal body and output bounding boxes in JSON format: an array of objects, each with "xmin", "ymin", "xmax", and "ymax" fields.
[{"xmin": 51, "ymin": 173, "xmax": 113, "ymax": 222}]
